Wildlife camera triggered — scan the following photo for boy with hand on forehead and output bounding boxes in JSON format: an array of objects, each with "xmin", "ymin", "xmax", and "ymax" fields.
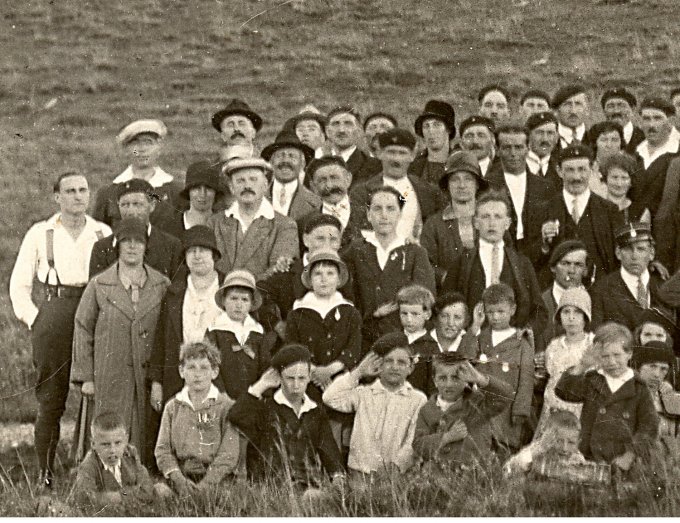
[
  {"xmin": 413, "ymin": 352, "xmax": 513, "ymax": 470},
  {"xmin": 323, "ymin": 332, "xmax": 428, "ymax": 475}
]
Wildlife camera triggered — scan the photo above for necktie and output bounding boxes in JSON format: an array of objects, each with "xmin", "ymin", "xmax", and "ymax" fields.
[
  {"xmin": 636, "ymin": 278, "xmax": 648, "ymax": 309},
  {"xmin": 279, "ymin": 184, "xmax": 287, "ymax": 208},
  {"xmin": 490, "ymin": 243, "xmax": 501, "ymax": 285},
  {"xmin": 571, "ymin": 198, "xmax": 580, "ymax": 224}
]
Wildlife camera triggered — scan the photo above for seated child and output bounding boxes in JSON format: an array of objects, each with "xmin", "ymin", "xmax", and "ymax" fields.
[
  {"xmin": 396, "ymin": 284, "xmax": 439, "ymax": 396},
  {"xmin": 323, "ymin": 332, "xmax": 428, "ymax": 475},
  {"xmin": 430, "ymin": 292, "xmax": 484, "ymax": 353},
  {"xmin": 207, "ymin": 270, "xmax": 271, "ymax": 400},
  {"xmin": 535, "ymin": 287, "xmax": 594, "ymax": 436},
  {"xmin": 460, "ymin": 283, "xmax": 535, "ymax": 454},
  {"xmin": 556, "ymin": 322, "xmax": 659, "ymax": 472},
  {"xmin": 155, "ymin": 340, "xmax": 240, "ymax": 496},
  {"xmin": 413, "ymin": 352, "xmax": 513, "ymax": 469},
  {"xmin": 228, "ymin": 344, "xmax": 344, "ymax": 485},
  {"xmin": 74, "ymin": 411, "xmax": 155, "ymax": 508}
]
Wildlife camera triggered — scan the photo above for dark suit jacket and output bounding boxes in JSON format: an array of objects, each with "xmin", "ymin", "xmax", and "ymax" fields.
[
  {"xmin": 625, "ymin": 126, "xmax": 646, "ymax": 155},
  {"xmin": 527, "ymin": 154, "xmax": 562, "ymax": 194},
  {"xmin": 88, "ymin": 226, "xmax": 184, "ymax": 280},
  {"xmin": 440, "ymin": 245, "xmax": 548, "ymax": 336},
  {"xmin": 631, "ymin": 150, "xmax": 680, "ymax": 218},
  {"xmin": 269, "ymin": 184, "xmax": 321, "ymax": 222},
  {"xmin": 345, "ymin": 148, "xmax": 382, "ymax": 189},
  {"xmin": 296, "ymin": 206, "xmax": 364, "ymax": 252}
]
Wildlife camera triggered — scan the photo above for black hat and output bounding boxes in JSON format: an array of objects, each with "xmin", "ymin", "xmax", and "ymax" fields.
[
  {"xmin": 327, "ymin": 105, "xmax": 361, "ymax": 123},
  {"xmin": 477, "ymin": 84, "xmax": 510, "ymax": 103},
  {"xmin": 459, "ymin": 115, "xmax": 495, "ymax": 136},
  {"xmin": 414, "ymin": 100, "xmax": 456, "ymax": 139},
  {"xmin": 440, "ymin": 150, "xmax": 488, "ymax": 192},
  {"xmin": 271, "ymin": 343, "xmax": 312, "ymax": 372},
  {"xmin": 179, "ymin": 161, "xmax": 224, "ymax": 200},
  {"xmin": 305, "ymin": 155, "xmax": 349, "ymax": 181},
  {"xmin": 116, "ymin": 178, "xmax": 158, "ymax": 202},
  {"xmin": 614, "ymin": 221, "xmax": 654, "ymax": 248},
  {"xmin": 364, "ymin": 111, "xmax": 398, "ymax": 130},
  {"xmin": 377, "ymin": 128, "xmax": 417, "ymax": 150},
  {"xmin": 115, "ymin": 217, "xmax": 148, "ymax": 243},
  {"xmin": 370, "ymin": 332, "xmax": 412, "ymax": 357},
  {"xmin": 632, "ymin": 343, "xmax": 676, "ymax": 369},
  {"xmin": 261, "ymin": 129, "xmax": 314, "ymax": 163},
  {"xmin": 302, "ymin": 213, "xmax": 343, "ymax": 235},
  {"xmin": 640, "ymin": 96, "xmax": 676, "ymax": 117},
  {"xmin": 182, "ymin": 225, "xmax": 221, "ymax": 261},
  {"xmin": 520, "ymin": 89, "xmax": 551, "ymax": 106},
  {"xmin": 211, "ymin": 99, "xmax": 263, "ymax": 132},
  {"xmin": 601, "ymin": 87, "xmax": 637, "ymax": 109},
  {"xmin": 526, "ymin": 111, "xmax": 558, "ymax": 132},
  {"xmin": 557, "ymin": 144, "xmax": 593, "ymax": 166},
  {"xmin": 548, "ymin": 239, "xmax": 589, "ymax": 268},
  {"xmin": 551, "ymin": 85, "xmax": 587, "ymax": 109}
]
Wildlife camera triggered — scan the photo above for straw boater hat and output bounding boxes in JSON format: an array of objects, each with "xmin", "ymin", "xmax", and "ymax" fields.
[{"xmin": 214, "ymin": 270, "xmax": 262, "ymax": 311}]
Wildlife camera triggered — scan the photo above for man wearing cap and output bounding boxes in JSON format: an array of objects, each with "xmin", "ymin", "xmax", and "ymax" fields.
[
  {"xmin": 520, "ymin": 89, "xmax": 551, "ymax": 119},
  {"xmin": 590, "ymin": 222, "xmax": 673, "ymax": 331},
  {"xmin": 408, "ymin": 100, "xmax": 456, "ymax": 185},
  {"xmin": 284, "ymin": 104, "xmax": 328, "ymax": 160},
  {"xmin": 525, "ymin": 111, "xmax": 561, "ymax": 192},
  {"xmin": 89, "ymin": 179, "xmax": 184, "ymax": 279},
  {"xmin": 207, "ymin": 157, "xmax": 299, "ymax": 280},
  {"xmin": 478, "ymin": 85, "xmax": 511, "ymax": 125},
  {"xmin": 595, "ymin": 87, "xmax": 645, "ymax": 155},
  {"xmin": 364, "ymin": 112, "xmax": 397, "ymax": 157},
  {"xmin": 262, "ymin": 129, "xmax": 321, "ymax": 221},
  {"xmin": 459, "ymin": 115, "xmax": 499, "ymax": 178},
  {"xmin": 349, "ymin": 128, "xmax": 442, "ymax": 241},
  {"xmin": 535, "ymin": 144, "xmax": 623, "ymax": 281},
  {"xmin": 325, "ymin": 106, "xmax": 381, "ymax": 188},
  {"xmin": 9, "ymin": 172, "xmax": 111, "ymax": 489},
  {"xmin": 211, "ymin": 98, "xmax": 262, "ymax": 157},
  {"xmin": 93, "ymin": 119, "xmax": 182, "ymax": 230},
  {"xmin": 552, "ymin": 85, "xmax": 590, "ymax": 150}
]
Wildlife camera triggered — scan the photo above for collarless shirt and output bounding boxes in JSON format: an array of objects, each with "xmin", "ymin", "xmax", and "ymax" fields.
[
  {"xmin": 363, "ymin": 232, "xmax": 406, "ymax": 270},
  {"xmin": 224, "ymin": 198, "xmax": 275, "ymax": 235},
  {"xmin": 182, "ymin": 274, "xmax": 222, "ymax": 343},
  {"xmin": 478, "ymin": 238, "xmax": 505, "ymax": 287},
  {"xmin": 526, "ymin": 151, "xmax": 550, "ymax": 176},
  {"xmin": 597, "ymin": 368, "xmax": 634, "ymax": 394},
  {"xmin": 623, "ymin": 121, "xmax": 634, "ymax": 145},
  {"xmin": 563, "ymin": 188, "xmax": 591, "ymax": 221},
  {"xmin": 503, "ymin": 171, "xmax": 528, "ymax": 239},
  {"xmin": 322, "ymin": 195, "xmax": 351, "ymax": 230},
  {"xmin": 637, "ymin": 126, "xmax": 680, "ymax": 169},
  {"xmin": 271, "ymin": 179, "xmax": 298, "ymax": 216},
  {"xmin": 558, "ymin": 123, "xmax": 586, "ymax": 148},
  {"xmin": 112, "ymin": 165, "xmax": 174, "ymax": 187},
  {"xmin": 620, "ymin": 267, "xmax": 650, "ymax": 306},
  {"xmin": 382, "ymin": 175, "xmax": 420, "ymax": 239},
  {"xmin": 430, "ymin": 328, "xmax": 465, "ymax": 352}
]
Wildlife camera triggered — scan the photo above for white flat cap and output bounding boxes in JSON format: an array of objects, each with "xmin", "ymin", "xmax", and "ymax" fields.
[
  {"xmin": 222, "ymin": 157, "xmax": 272, "ymax": 176},
  {"xmin": 117, "ymin": 119, "xmax": 167, "ymax": 145}
]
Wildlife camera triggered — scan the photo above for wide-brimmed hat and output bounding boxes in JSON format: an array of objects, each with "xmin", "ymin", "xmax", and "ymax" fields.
[
  {"xmin": 214, "ymin": 270, "xmax": 262, "ymax": 311},
  {"xmin": 115, "ymin": 217, "xmax": 148, "ymax": 244},
  {"xmin": 179, "ymin": 161, "xmax": 224, "ymax": 200},
  {"xmin": 117, "ymin": 119, "xmax": 167, "ymax": 145},
  {"xmin": 182, "ymin": 225, "xmax": 221, "ymax": 261},
  {"xmin": 261, "ymin": 129, "xmax": 314, "ymax": 163},
  {"xmin": 211, "ymin": 99, "xmax": 263, "ymax": 132},
  {"xmin": 414, "ymin": 100, "xmax": 456, "ymax": 139},
  {"xmin": 301, "ymin": 249, "xmax": 349, "ymax": 290},
  {"xmin": 439, "ymin": 150, "xmax": 487, "ymax": 192},
  {"xmin": 554, "ymin": 287, "xmax": 592, "ymax": 323}
]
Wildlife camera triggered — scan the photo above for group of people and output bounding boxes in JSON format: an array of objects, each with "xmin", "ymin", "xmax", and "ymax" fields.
[{"xmin": 10, "ymin": 82, "xmax": 680, "ymax": 506}]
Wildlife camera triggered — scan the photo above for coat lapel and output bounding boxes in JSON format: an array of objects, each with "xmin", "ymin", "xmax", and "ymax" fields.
[
  {"xmin": 216, "ymin": 215, "xmax": 239, "ymax": 270},
  {"xmin": 134, "ymin": 266, "xmax": 170, "ymax": 320},
  {"xmin": 237, "ymin": 217, "xmax": 274, "ymax": 267},
  {"xmin": 97, "ymin": 265, "xmax": 136, "ymax": 321}
]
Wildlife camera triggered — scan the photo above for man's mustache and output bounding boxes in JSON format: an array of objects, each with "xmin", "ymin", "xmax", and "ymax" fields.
[
  {"xmin": 239, "ymin": 188, "xmax": 256, "ymax": 195},
  {"xmin": 275, "ymin": 161, "xmax": 295, "ymax": 171},
  {"xmin": 320, "ymin": 186, "xmax": 344, "ymax": 197},
  {"xmin": 230, "ymin": 131, "xmax": 246, "ymax": 139}
]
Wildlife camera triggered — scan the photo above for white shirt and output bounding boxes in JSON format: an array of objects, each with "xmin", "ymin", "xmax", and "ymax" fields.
[
  {"xmin": 273, "ymin": 389, "xmax": 317, "ymax": 419},
  {"xmin": 558, "ymin": 123, "xmax": 586, "ymax": 148},
  {"xmin": 103, "ymin": 461, "xmax": 123, "ymax": 486},
  {"xmin": 9, "ymin": 213, "xmax": 112, "ymax": 328},
  {"xmin": 563, "ymin": 188, "xmax": 591, "ymax": 223},
  {"xmin": 322, "ymin": 195, "xmax": 351, "ymax": 230},
  {"xmin": 526, "ymin": 151, "xmax": 550, "ymax": 176},
  {"xmin": 182, "ymin": 274, "xmax": 222, "ymax": 343},
  {"xmin": 492, "ymin": 327, "xmax": 517, "ymax": 347},
  {"xmin": 224, "ymin": 198, "xmax": 275, "ymax": 235},
  {"xmin": 598, "ymin": 368, "xmax": 635, "ymax": 394},
  {"xmin": 430, "ymin": 328, "xmax": 465, "ymax": 352},
  {"xmin": 175, "ymin": 384, "xmax": 220, "ymax": 411},
  {"xmin": 336, "ymin": 145, "xmax": 357, "ymax": 163},
  {"xmin": 479, "ymin": 156, "xmax": 491, "ymax": 177},
  {"xmin": 636, "ymin": 126, "xmax": 680, "ymax": 169},
  {"xmin": 271, "ymin": 179, "xmax": 298, "ymax": 216},
  {"xmin": 623, "ymin": 121, "xmax": 634, "ymax": 145},
  {"xmin": 620, "ymin": 267, "xmax": 650, "ymax": 307},
  {"xmin": 478, "ymin": 238, "xmax": 505, "ymax": 287},
  {"xmin": 208, "ymin": 312, "xmax": 264, "ymax": 345},
  {"xmin": 363, "ymin": 231, "xmax": 406, "ymax": 270},
  {"xmin": 552, "ymin": 281, "xmax": 567, "ymax": 307},
  {"xmin": 293, "ymin": 291, "xmax": 352, "ymax": 319},
  {"xmin": 112, "ymin": 165, "xmax": 174, "ymax": 187},
  {"xmin": 405, "ymin": 329, "xmax": 428, "ymax": 344},
  {"xmin": 503, "ymin": 172, "xmax": 527, "ymax": 240},
  {"xmin": 382, "ymin": 175, "xmax": 420, "ymax": 239}
]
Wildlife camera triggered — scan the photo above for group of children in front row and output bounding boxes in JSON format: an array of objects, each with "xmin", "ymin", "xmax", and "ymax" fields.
[{"xmin": 73, "ymin": 247, "xmax": 680, "ymax": 507}]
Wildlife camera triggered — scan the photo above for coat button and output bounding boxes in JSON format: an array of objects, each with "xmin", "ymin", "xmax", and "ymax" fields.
[
  {"xmin": 623, "ymin": 412, "xmax": 630, "ymax": 420},
  {"xmin": 599, "ymin": 407, "xmax": 606, "ymax": 415},
  {"xmin": 327, "ymin": 334, "xmax": 332, "ymax": 339}
]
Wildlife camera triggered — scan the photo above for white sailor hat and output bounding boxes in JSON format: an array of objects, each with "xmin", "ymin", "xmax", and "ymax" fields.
[{"xmin": 116, "ymin": 119, "xmax": 167, "ymax": 145}]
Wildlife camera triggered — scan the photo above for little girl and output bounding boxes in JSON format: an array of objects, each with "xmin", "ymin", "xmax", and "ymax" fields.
[{"xmin": 535, "ymin": 287, "xmax": 594, "ymax": 436}]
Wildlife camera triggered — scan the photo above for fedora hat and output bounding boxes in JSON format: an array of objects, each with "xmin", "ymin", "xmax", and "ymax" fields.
[
  {"xmin": 211, "ymin": 99, "xmax": 263, "ymax": 132},
  {"xmin": 261, "ymin": 129, "xmax": 315, "ymax": 163},
  {"xmin": 414, "ymin": 100, "xmax": 456, "ymax": 139},
  {"xmin": 214, "ymin": 270, "xmax": 263, "ymax": 312}
]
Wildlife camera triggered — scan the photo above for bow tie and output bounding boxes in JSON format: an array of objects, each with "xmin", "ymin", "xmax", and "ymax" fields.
[{"xmin": 232, "ymin": 344, "xmax": 255, "ymax": 359}]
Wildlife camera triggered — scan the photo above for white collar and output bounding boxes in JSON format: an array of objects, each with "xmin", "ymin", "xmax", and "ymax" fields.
[
  {"xmin": 112, "ymin": 166, "xmax": 174, "ymax": 187},
  {"xmin": 637, "ymin": 127, "xmax": 680, "ymax": 167},
  {"xmin": 175, "ymin": 384, "xmax": 220, "ymax": 410},
  {"xmin": 273, "ymin": 178, "xmax": 298, "ymax": 192},
  {"xmin": 623, "ymin": 121, "xmax": 634, "ymax": 143},
  {"xmin": 478, "ymin": 156, "xmax": 491, "ymax": 176},
  {"xmin": 323, "ymin": 194, "xmax": 350, "ymax": 209},
  {"xmin": 46, "ymin": 213, "xmax": 101, "ymax": 231},
  {"xmin": 273, "ymin": 389, "xmax": 317, "ymax": 418},
  {"xmin": 405, "ymin": 329, "xmax": 428, "ymax": 344},
  {"xmin": 436, "ymin": 395, "xmax": 461, "ymax": 411},
  {"xmin": 293, "ymin": 291, "xmax": 352, "ymax": 319},
  {"xmin": 558, "ymin": 122, "xmax": 586, "ymax": 143},
  {"xmin": 620, "ymin": 266, "xmax": 650, "ymax": 288},
  {"xmin": 186, "ymin": 274, "xmax": 220, "ymax": 297},
  {"xmin": 224, "ymin": 198, "xmax": 275, "ymax": 221},
  {"xmin": 491, "ymin": 327, "xmax": 516, "ymax": 346},
  {"xmin": 208, "ymin": 311, "xmax": 264, "ymax": 335},
  {"xmin": 597, "ymin": 368, "xmax": 634, "ymax": 393},
  {"xmin": 563, "ymin": 188, "xmax": 590, "ymax": 209},
  {"xmin": 527, "ymin": 150, "xmax": 550, "ymax": 164},
  {"xmin": 363, "ymin": 231, "xmax": 405, "ymax": 253},
  {"xmin": 369, "ymin": 377, "xmax": 414, "ymax": 396},
  {"xmin": 335, "ymin": 145, "xmax": 357, "ymax": 163},
  {"xmin": 430, "ymin": 328, "xmax": 465, "ymax": 352},
  {"xmin": 479, "ymin": 237, "xmax": 504, "ymax": 252},
  {"xmin": 552, "ymin": 281, "xmax": 567, "ymax": 305},
  {"xmin": 382, "ymin": 174, "xmax": 412, "ymax": 190}
]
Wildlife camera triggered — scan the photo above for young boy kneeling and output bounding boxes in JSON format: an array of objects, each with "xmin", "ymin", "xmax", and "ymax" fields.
[
  {"xmin": 74, "ymin": 412, "xmax": 155, "ymax": 508},
  {"xmin": 155, "ymin": 340, "xmax": 240, "ymax": 496},
  {"xmin": 413, "ymin": 352, "xmax": 513, "ymax": 470},
  {"xmin": 323, "ymin": 332, "xmax": 428, "ymax": 475}
]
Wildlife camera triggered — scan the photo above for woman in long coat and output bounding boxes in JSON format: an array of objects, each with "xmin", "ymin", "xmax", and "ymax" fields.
[{"xmin": 72, "ymin": 218, "xmax": 170, "ymax": 457}]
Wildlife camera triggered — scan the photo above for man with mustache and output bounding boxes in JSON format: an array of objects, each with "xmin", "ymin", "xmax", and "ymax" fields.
[
  {"xmin": 534, "ymin": 144, "xmax": 623, "ymax": 285},
  {"xmin": 408, "ymin": 100, "xmax": 456, "ymax": 185},
  {"xmin": 211, "ymin": 98, "xmax": 262, "ymax": 158},
  {"xmin": 325, "ymin": 105, "xmax": 381, "ymax": 188},
  {"xmin": 552, "ymin": 85, "xmax": 590, "ymax": 150},
  {"xmin": 596, "ymin": 87, "xmax": 645, "ymax": 155},
  {"xmin": 459, "ymin": 115, "xmax": 499, "ymax": 178},
  {"xmin": 207, "ymin": 158, "xmax": 299, "ymax": 280},
  {"xmin": 349, "ymin": 128, "xmax": 443, "ymax": 242},
  {"xmin": 262, "ymin": 129, "xmax": 321, "ymax": 221},
  {"xmin": 525, "ymin": 112, "xmax": 562, "ymax": 192}
]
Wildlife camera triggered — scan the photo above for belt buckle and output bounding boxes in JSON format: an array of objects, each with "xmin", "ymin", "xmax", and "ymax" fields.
[{"xmin": 56, "ymin": 286, "xmax": 64, "ymax": 298}]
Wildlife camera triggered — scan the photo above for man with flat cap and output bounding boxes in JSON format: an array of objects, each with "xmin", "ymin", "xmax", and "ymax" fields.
[
  {"xmin": 597, "ymin": 87, "xmax": 645, "ymax": 155},
  {"xmin": 89, "ymin": 178, "xmax": 184, "ymax": 279},
  {"xmin": 350, "ymin": 128, "xmax": 443, "ymax": 242},
  {"xmin": 212, "ymin": 98, "xmax": 262, "ymax": 158},
  {"xmin": 590, "ymin": 222, "xmax": 673, "ymax": 331},
  {"xmin": 262, "ymin": 129, "xmax": 321, "ymax": 221},
  {"xmin": 478, "ymin": 85, "xmax": 511, "ymax": 125},
  {"xmin": 364, "ymin": 111, "xmax": 397, "ymax": 157},
  {"xmin": 207, "ymin": 157, "xmax": 299, "ymax": 280},
  {"xmin": 459, "ymin": 115, "xmax": 499, "ymax": 178},
  {"xmin": 283, "ymin": 104, "xmax": 328, "ymax": 161},
  {"xmin": 552, "ymin": 85, "xmax": 590, "ymax": 150},
  {"xmin": 93, "ymin": 119, "xmax": 182, "ymax": 230},
  {"xmin": 408, "ymin": 100, "xmax": 456, "ymax": 185},
  {"xmin": 520, "ymin": 89, "xmax": 551, "ymax": 119},
  {"xmin": 525, "ymin": 111, "xmax": 561, "ymax": 192},
  {"xmin": 325, "ymin": 105, "xmax": 381, "ymax": 188}
]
